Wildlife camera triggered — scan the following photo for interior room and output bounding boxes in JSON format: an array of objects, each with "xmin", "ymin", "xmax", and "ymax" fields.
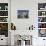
[{"xmin": 0, "ymin": 0, "xmax": 46, "ymax": 46}]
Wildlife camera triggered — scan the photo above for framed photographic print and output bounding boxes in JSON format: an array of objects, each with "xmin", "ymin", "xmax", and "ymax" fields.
[{"xmin": 17, "ymin": 10, "xmax": 29, "ymax": 19}]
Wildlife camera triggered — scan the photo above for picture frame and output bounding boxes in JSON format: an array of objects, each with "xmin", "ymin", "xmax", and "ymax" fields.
[{"xmin": 17, "ymin": 10, "xmax": 29, "ymax": 19}]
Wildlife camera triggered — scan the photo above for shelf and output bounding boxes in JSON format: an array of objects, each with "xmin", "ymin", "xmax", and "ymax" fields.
[
  {"xmin": 38, "ymin": 10, "xmax": 46, "ymax": 11},
  {"xmin": 38, "ymin": 28, "xmax": 46, "ymax": 29},
  {"xmin": 0, "ymin": 10, "xmax": 8, "ymax": 11},
  {"xmin": 38, "ymin": 22, "xmax": 46, "ymax": 23},
  {"xmin": 38, "ymin": 16, "xmax": 46, "ymax": 17},
  {"xmin": 0, "ymin": 22, "xmax": 8, "ymax": 23},
  {"xmin": 0, "ymin": 16, "xmax": 8, "ymax": 17}
]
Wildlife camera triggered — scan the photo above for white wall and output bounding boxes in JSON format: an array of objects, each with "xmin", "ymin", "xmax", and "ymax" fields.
[
  {"xmin": 11, "ymin": 0, "xmax": 46, "ymax": 30},
  {"xmin": 11, "ymin": 0, "xmax": 46, "ymax": 46},
  {"xmin": 11, "ymin": 0, "xmax": 38, "ymax": 30},
  {"xmin": 0, "ymin": 0, "xmax": 8, "ymax": 3}
]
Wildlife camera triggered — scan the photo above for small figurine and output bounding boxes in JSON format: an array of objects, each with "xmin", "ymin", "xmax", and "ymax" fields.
[
  {"xmin": 11, "ymin": 23, "xmax": 16, "ymax": 30},
  {"xmin": 29, "ymin": 25, "xmax": 35, "ymax": 30}
]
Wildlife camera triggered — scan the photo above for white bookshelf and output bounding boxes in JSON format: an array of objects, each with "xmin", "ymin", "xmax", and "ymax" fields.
[
  {"xmin": 38, "ymin": 3, "xmax": 46, "ymax": 37},
  {"xmin": 0, "ymin": 3, "xmax": 8, "ymax": 38}
]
